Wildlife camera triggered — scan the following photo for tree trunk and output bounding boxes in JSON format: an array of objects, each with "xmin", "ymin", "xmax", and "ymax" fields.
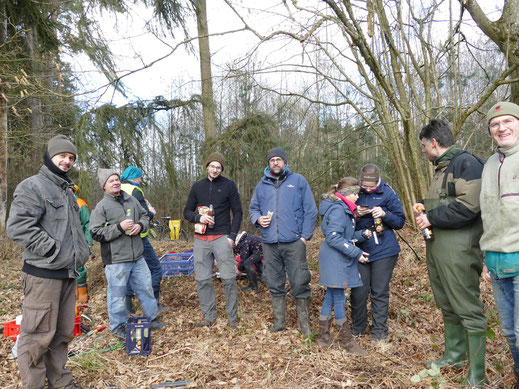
[
  {"xmin": 193, "ymin": 0, "xmax": 216, "ymax": 140},
  {"xmin": 0, "ymin": 0, "xmax": 7, "ymax": 231}
]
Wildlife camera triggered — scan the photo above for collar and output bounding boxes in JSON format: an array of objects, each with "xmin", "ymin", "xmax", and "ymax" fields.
[
  {"xmin": 498, "ymin": 140, "xmax": 519, "ymax": 158},
  {"xmin": 434, "ymin": 145, "xmax": 461, "ymax": 166}
]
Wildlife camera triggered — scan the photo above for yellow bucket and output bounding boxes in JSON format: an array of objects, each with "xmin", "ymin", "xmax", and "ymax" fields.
[{"xmin": 169, "ymin": 219, "xmax": 181, "ymax": 240}]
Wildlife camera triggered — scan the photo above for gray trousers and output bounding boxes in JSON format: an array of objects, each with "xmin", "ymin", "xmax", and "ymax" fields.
[
  {"xmin": 18, "ymin": 273, "xmax": 76, "ymax": 389},
  {"xmin": 262, "ymin": 240, "xmax": 311, "ymax": 299},
  {"xmin": 194, "ymin": 236, "xmax": 238, "ymax": 322}
]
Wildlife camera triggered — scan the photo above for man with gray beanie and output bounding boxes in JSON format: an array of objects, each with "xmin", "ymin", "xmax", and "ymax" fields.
[
  {"xmin": 183, "ymin": 151, "xmax": 243, "ymax": 328},
  {"xmin": 250, "ymin": 147, "xmax": 317, "ymax": 336},
  {"xmin": 7, "ymin": 134, "xmax": 90, "ymax": 389},
  {"xmin": 480, "ymin": 101, "xmax": 519, "ymax": 386},
  {"xmin": 90, "ymin": 169, "xmax": 165, "ymax": 339}
]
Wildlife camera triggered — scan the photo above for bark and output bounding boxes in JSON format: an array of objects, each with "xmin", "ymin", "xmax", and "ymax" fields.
[
  {"xmin": 0, "ymin": 0, "xmax": 7, "ymax": 231},
  {"xmin": 461, "ymin": 0, "xmax": 519, "ymax": 103},
  {"xmin": 193, "ymin": 0, "xmax": 216, "ymax": 139}
]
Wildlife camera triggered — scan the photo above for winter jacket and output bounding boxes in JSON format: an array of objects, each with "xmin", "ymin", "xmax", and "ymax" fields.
[
  {"xmin": 90, "ymin": 192, "xmax": 149, "ymax": 265},
  {"xmin": 183, "ymin": 175, "xmax": 243, "ymax": 241},
  {"xmin": 425, "ymin": 145, "xmax": 484, "ymax": 228},
  {"xmin": 318, "ymin": 195, "xmax": 365, "ymax": 288},
  {"xmin": 6, "ymin": 165, "xmax": 90, "ymax": 278},
  {"xmin": 480, "ymin": 141, "xmax": 519, "ymax": 253},
  {"xmin": 480, "ymin": 141, "xmax": 519, "ymax": 278},
  {"xmin": 249, "ymin": 166, "xmax": 317, "ymax": 243},
  {"xmin": 355, "ymin": 179, "xmax": 405, "ymax": 262}
]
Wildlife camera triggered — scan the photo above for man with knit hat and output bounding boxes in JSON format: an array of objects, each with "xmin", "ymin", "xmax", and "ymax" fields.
[
  {"xmin": 413, "ymin": 119, "xmax": 486, "ymax": 387},
  {"xmin": 7, "ymin": 134, "xmax": 90, "ymax": 389},
  {"xmin": 480, "ymin": 101, "xmax": 519, "ymax": 386},
  {"xmin": 90, "ymin": 169, "xmax": 165, "ymax": 340},
  {"xmin": 120, "ymin": 166, "xmax": 164, "ymax": 313},
  {"xmin": 250, "ymin": 147, "xmax": 317, "ymax": 336},
  {"xmin": 183, "ymin": 152, "xmax": 243, "ymax": 328}
]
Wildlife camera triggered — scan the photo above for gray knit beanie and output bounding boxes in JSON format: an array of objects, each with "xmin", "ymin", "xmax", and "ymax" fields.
[
  {"xmin": 267, "ymin": 147, "xmax": 287, "ymax": 163},
  {"xmin": 47, "ymin": 135, "xmax": 77, "ymax": 158},
  {"xmin": 98, "ymin": 168, "xmax": 119, "ymax": 189}
]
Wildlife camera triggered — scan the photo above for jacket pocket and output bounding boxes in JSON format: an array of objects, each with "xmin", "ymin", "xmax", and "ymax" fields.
[
  {"xmin": 45, "ymin": 198, "xmax": 66, "ymax": 221},
  {"xmin": 21, "ymin": 301, "xmax": 51, "ymax": 334}
]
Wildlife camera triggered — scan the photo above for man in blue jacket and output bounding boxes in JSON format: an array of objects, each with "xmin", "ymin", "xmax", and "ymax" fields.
[
  {"xmin": 250, "ymin": 147, "xmax": 317, "ymax": 336},
  {"xmin": 350, "ymin": 164, "xmax": 405, "ymax": 342}
]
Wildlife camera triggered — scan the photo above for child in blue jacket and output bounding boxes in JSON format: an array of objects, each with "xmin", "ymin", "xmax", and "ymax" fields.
[{"xmin": 317, "ymin": 177, "xmax": 370, "ymax": 355}]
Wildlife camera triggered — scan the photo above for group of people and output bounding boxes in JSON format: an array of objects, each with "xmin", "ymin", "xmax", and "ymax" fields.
[{"xmin": 5, "ymin": 101, "xmax": 519, "ymax": 388}]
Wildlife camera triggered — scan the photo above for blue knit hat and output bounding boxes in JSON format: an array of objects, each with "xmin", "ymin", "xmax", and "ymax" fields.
[{"xmin": 121, "ymin": 166, "xmax": 143, "ymax": 180}]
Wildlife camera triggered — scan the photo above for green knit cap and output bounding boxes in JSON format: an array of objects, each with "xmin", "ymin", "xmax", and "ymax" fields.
[{"xmin": 487, "ymin": 102, "xmax": 519, "ymax": 124}]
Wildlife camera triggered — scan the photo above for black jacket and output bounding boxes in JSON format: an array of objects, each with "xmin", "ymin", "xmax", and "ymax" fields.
[{"xmin": 183, "ymin": 175, "xmax": 243, "ymax": 241}]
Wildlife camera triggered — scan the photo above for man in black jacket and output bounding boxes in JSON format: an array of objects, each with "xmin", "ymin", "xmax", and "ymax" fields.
[{"xmin": 184, "ymin": 152, "xmax": 243, "ymax": 328}]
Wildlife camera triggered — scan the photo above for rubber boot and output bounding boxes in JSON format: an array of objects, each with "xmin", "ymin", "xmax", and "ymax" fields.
[
  {"xmin": 76, "ymin": 283, "xmax": 88, "ymax": 303},
  {"xmin": 338, "ymin": 322, "xmax": 368, "ymax": 355},
  {"xmin": 242, "ymin": 264, "xmax": 258, "ymax": 292},
  {"xmin": 317, "ymin": 317, "xmax": 333, "ymax": 347},
  {"xmin": 126, "ymin": 295, "xmax": 136, "ymax": 315},
  {"xmin": 295, "ymin": 298, "xmax": 312, "ymax": 336},
  {"xmin": 465, "ymin": 331, "xmax": 487, "ymax": 387},
  {"xmin": 425, "ymin": 320, "xmax": 467, "ymax": 368},
  {"xmin": 269, "ymin": 296, "xmax": 286, "ymax": 332}
]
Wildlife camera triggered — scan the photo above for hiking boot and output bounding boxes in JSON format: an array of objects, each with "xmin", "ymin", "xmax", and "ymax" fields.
[
  {"xmin": 112, "ymin": 326, "xmax": 126, "ymax": 341},
  {"xmin": 228, "ymin": 321, "xmax": 238, "ymax": 329},
  {"xmin": 338, "ymin": 322, "xmax": 367, "ymax": 355},
  {"xmin": 150, "ymin": 319, "xmax": 166, "ymax": 330},
  {"xmin": 194, "ymin": 319, "xmax": 216, "ymax": 328}
]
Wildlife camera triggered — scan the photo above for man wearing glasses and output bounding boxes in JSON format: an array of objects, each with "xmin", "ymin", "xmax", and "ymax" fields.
[
  {"xmin": 184, "ymin": 152, "xmax": 243, "ymax": 328},
  {"xmin": 412, "ymin": 119, "xmax": 486, "ymax": 387},
  {"xmin": 480, "ymin": 102, "xmax": 519, "ymax": 386},
  {"xmin": 250, "ymin": 147, "xmax": 317, "ymax": 336}
]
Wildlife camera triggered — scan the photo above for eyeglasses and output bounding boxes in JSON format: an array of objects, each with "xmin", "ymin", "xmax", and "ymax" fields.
[
  {"xmin": 208, "ymin": 164, "xmax": 222, "ymax": 171},
  {"xmin": 489, "ymin": 117, "xmax": 517, "ymax": 131},
  {"xmin": 269, "ymin": 158, "xmax": 284, "ymax": 164}
]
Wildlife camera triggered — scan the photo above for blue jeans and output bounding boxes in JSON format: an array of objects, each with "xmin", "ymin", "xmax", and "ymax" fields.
[
  {"xmin": 105, "ymin": 258, "xmax": 158, "ymax": 331},
  {"xmin": 321, "ymin": 287, "xmax": 346, "ymax": 319},
  {"xmin": 262, "ymin": 240, "xmax": 311, "ymax": 299},
  {"xmin": 491, "ymin": 272, "xmax": 519, "ymax": 373},
  {"xmin": 127, "ymin": 237, "xmax": 162, "ymax": 299}
]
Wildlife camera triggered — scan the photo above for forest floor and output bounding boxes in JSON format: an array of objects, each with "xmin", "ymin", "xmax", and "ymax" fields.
[{"xmin": 0, "ymin": 227, "xmax": 514, "ymax": 388}]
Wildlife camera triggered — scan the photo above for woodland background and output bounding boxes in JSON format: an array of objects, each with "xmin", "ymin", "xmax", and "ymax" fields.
[{"xmin": 0, "ymin": 1, "xmax": 518, "ymax": 387}]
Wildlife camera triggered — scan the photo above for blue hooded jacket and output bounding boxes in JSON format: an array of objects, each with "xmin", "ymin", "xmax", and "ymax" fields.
[
  {"xmin": 318, "ymin": 195, "xmax": 365, "ymax": 288},
  {"xmin": 249, "ymin": 165, "xmax": 317, "ymax": 244},
  {"xmin": 355, "ymin": 179, "xmax": 405, "ymax": 262}
]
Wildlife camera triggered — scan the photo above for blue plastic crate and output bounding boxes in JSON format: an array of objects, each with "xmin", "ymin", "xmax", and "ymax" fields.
[{"xmin": 160, "ymin": 253, "xmax": 194, "ymax": 277}]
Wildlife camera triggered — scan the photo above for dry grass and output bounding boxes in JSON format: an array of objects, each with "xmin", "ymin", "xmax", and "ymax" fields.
[{"xmin": 0, "ymin": 228, "xmax": 514, "ymax": 388}]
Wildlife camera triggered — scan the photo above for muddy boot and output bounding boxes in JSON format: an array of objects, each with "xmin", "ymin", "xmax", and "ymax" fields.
[
  {"xmin": 465, "ymin": 331, "xmax": 487, "ymax": 388},
  {"xmin": 338, "ymin": 322, "xmax": 368, "ymax": 355},
  {"xmin": 269, "ymin": 296, "xmax": 286, "ymax": 332},
  {"xmin": 317, "ymin": 317, "xmax": 333, "ymax": 347},
  {"xmin": 295, "ymin": 298, "xmax": 312, "ymax": 336},
  {"xmin": 425, "ymin": 319, "xmax": 467, "ymax": 368},
  {"xmin": 242, "ymin": 264, "xmax": 258, "ymax": 292}
]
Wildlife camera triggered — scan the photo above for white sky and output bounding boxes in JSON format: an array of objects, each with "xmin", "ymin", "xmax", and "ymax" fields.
[{"xmin": 68, "ymin": 0, "xmax": 505, "ymax": 109}]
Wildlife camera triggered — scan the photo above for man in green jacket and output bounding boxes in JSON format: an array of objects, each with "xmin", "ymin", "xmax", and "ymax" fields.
[
  {"xmin": 480, "ymin": 102, "xmax": 519, "ymax": 386},
  {"xmin": 413, "ymin": 119, "xmax": 487, "ymax": 387}
]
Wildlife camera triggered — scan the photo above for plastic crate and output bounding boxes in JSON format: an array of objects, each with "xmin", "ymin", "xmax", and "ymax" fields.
[
  {"xmin": 160, "ymin": 253, "xmax": 194, "ymax": 277},
  {"xmin": 4, "ymin": 315, "xmax": 81, "ymax": 342},
  {"xmin": 125, "ymin": 316, "xmax": 151, "ymax": 356}
]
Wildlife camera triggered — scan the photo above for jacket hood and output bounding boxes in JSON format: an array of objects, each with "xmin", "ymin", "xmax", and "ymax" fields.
[
  {"xmin": 319, "ymin": 197, "xmax": 351, "ymax": 217},
  {"xmin": 263, "ymin": 164, "xmax": 292, "ymax": 180}
]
